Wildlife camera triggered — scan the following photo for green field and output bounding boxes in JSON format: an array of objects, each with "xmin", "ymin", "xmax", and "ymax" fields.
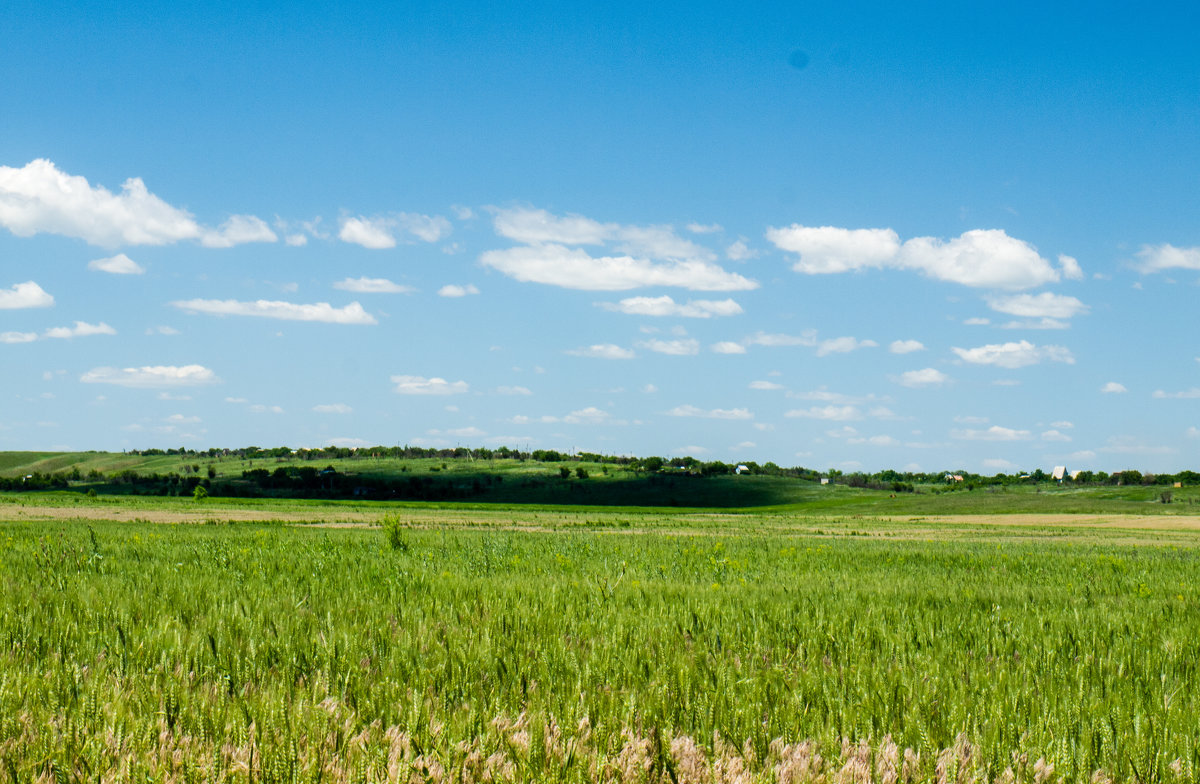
[{"xmin": 3, "ymin": 496, "xmax": 1199, "ymax": 782}]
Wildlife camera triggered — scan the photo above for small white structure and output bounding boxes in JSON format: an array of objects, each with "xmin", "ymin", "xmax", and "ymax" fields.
[
  {"xmin": 820, "ymin": 477, "xmax": 830, "ymax": 485},
  {"xmin": 1051, "ymin": 466, "xmax": 1067, "ymax": 481},
  {"xmin": 735, "ymin": 464, "xmax": 750, "ymax": 475}
]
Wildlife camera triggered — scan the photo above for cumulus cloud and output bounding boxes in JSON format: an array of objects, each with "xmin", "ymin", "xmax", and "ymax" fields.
[
  {"xmin": 986, "ymin": 292, "xmax": 1089, "ymax": 319},
  {"xmin": 1100, "ymin": 382, "xmax": 1127, "ymax": 394},
  {"xmin": 889, "ymin": 339, "xmax": 925, "ymax": 354},
  {"xmin": 333, "ymin": 277, "xmax": 415, "ymax": 294},
  {"xmin": 785, "ymin": 405, "xmax": 862, "ymax": 421},
  {"xmin": 1136, "ymin": 244, "xmax": 1200, "ymax": 273},
  {"xmin": 171, "ymin": 298, "xmax": 377, "ymax": 325},
  {"xmin": 313, "ymin": 403, "xmax": 353, "ymax": 414},
  {"xmin": 816, "ymin": 336, "xmax": 877, "ymax": 357},
  {"xmin": 0, "ymin": 159, "xmax": 201, "ymax": 247},
  {"xmin": 481, "ymin": 244, "xmax": 756, "ymax": 291},
  {"xmin": 745, "ymin": 330, "xmax": 817, "ymax": 348},
  {"xmin": 637, "ymin": 338, "xmax": 700, "ymax": 356},
  {"xmin": 711, "ymin": 341, "xmax": 747, "ymax": 354},
  {"xmin": 88, "ymin": 253, "xmax": 144, "ymax": 274},
  {"xmin": 80, "ymin": 364, "xmax": 218, "ymax": 388},
  {"xmin": 769, "ymin": 223, "xmax": 1063, "ymax": 290},
  {"xmin": 492, "ymin": 207, "xmax": 613, "ymax": 245},
  {"xmin": 951, "ymin": 425, "xmax": 1032, "ymax": 441},
  {"xmin": 766, "ymin": 225, "xmax": 901, "ymax": 274},
  {"xmin": 666, "ymin": 405, "xmax": 753, "ymax": 420},
  {"xmin": 951, "ymin": 340, "xmax": 1074, "ymax": 368},
  {"xmin": 483, "ymin": 207, "xmax": 756, "ymax": 291},
  {"xmin": 201, "ymin": 215, "xmax": 278, "ymax": 248},
  {"xmin": 0, "ymin": 281, "xmax": 54, "ymax": 309},
  {"xmin": 1058, "ymin": 255, "xmax": 1084, "ymax": 280},
  {"xmin": 438, "ymin": 284, "xmax": 480, "ymax": 297},
  {"xmin": 391, "ymin": 375, "xmax": 468, "ymax": 395},
  {"xmin": 686, "ymin": 222, "xmax": 722, "ymax": 234},
  {"xmin": 749, "ymin": 380, "xmax": 784, "ymax": 390},
  {"xmin": 1153, "ymin": 388, "xmax": 1200, "ymax": 399},
  {"xmin": 0, "ymin": 331, "xmax": 37, "ymax": 344},
  {"xmin": 565, "ymin": 343, "xmax": 635, "ymax": 359},
  {"xmin": 725, "ymin": 240, "xmax": 757, "ymax": 261},
  {"xmin": 339, "ymin": 213, "xmax": 451, "ymax": 248},
  {"xmin": 600, "ymin": 295, "xmax": 743, "ymax": 318},
  {"xmin": 895, "ymin": 368, "xmax": 949, "ymax": 388},
  {"xmin": 43, "ymin": 321, "xmax": 116, "ymax": 339},
  {"xmin": 1041, "ymin": 429, "xmax": 1072, "ymax": 442}
]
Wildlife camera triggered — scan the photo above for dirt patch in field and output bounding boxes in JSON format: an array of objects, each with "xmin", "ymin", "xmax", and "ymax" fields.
[{"xmin": 908, "ymin": 513, "xmax": 1200, "ymax": 530}]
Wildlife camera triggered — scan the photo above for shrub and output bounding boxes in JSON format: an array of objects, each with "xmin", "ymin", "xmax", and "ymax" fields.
[{"xmin": 381, "ymin": 514, "xmax": 410, "ymax": 551}]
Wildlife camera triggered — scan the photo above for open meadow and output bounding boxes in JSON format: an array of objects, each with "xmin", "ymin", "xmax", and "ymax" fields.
[{"xmin": 3, "ymin": 493, "xmax": 1200, "ymax": 783}]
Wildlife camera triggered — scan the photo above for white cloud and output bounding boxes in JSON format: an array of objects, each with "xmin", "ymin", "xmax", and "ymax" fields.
[
  {"xmin": 391, "ymin": 375, "xmax": 469, "ymax": 395},
  {"xmin": 1136, "ymin": 244, "xmax": 1200, "ymax": 273},
  {"xmin": 0, "ymin": 281, "xmax": 53, "ymax": 309},
  {"xmin": 848, "ymin": 435, "xmax": 899, "ymax": 447},
  {"xmin": 0, "ymin": 159, "xmax": 201, "ymax": 247},
  {"xmin": 711, "ymin": 341, "xmax": 747, "ymax": 354},
  {"xmin": 637, "ymin": 338, "xmax": 700, "ymax": 356},
  {"xmin": 889, "ymin": 339, "xmax": 925, "ymax": 354},
  {"xmin": 1153, "ymin": 388, "xmax": 1200, "ymax": 399},
  {"xmin": 43, "ymin": 321, "xmax": 116, "ymax": 339},
  {"xmin": 438, "ymin": 284, "xmax": 480, "ymax": 297},
  {"xmin": 816, "ymin": 336, "xmax": 877, "ymax": 357},
  {"xmin": 0, "ymin": 331, "xmax": 37, "ymax": 344},
  {"xmin": 725, "ymin": 240, "xmax": 757, "ymax": 261},
  {"xmin": 496, "ymin": 386, "xmax": 532, "ymax": 395},
  {"xmin": 749, "ymin": 380, "xmax": 784, "ymax": 390},
  {"xmin": 1041, "ymin": 429, "xmax": 1072, "ymax": 442},
  {"xmin": 147, "ymin": 325, "xmax": 180, "ymax": 335},
  {"xmin": 313, "ymin": 403, "xmax": 353, "ymax": 414},
  {"xmin": 895, "ymin": 368, "xmax": 949, "ymax": 388},
  {"xmin": 600, "ymin": 295, "xmax": 743, "ymax": 318},
  {"xmin": 745, "ymin": 330, "xmax": 817, "ymax": 348},
  {"xmin": 1100, "ymin": 382, "xmax": 1127, "ymax": 394},
  {"xmin": 769, "ymin": 223, "xmax": 1063, "ymax": 290},
  {"xmin": 167, "ymin": 414, "xmax": 201, "ymax": 424},
  {"xmin": 492, "ymin": 207, "xmax": 613, "ymax": 245},
  {"xmin": 951, "ymin": 426, "xmax": 1032, "ymax": 441},
  {"xmin": 666, "ymin": 405, "xmax": 753, "ymax": 420},
  {"xmin": 333, "ymin": 277, "xmax": 415, "ymax": 294},
  {"xmin": 767, "ymin": 225, "xmax": 901, "ymax": 274},
  {"xmin": 171, "ymin": 298, "xmax": 377, "ymax": 325},
  {"xmin": 785, "ymin": 405, "xmax": 862, "ymax": 421},
  {"xmin": 481, "ymin": 244, "xmax": 756, "ymax": 291},
  {"xmin": 686, "ymin": 222, "xmax": 722, "ymax": 234},
  {"xmin": 80, "ymin": 365, "xmax": 219, "ymax": 388},
  {"xmin": 964, "ymin": 317, "xmax": 990, "ymax": 326},
  {"xmin": 88, "ymin": 253, "xmax": 144, "ymax": 275},
  {"xmin": 338, "ymin": 216, "xmax": 397, "ymax": 249},
  {"xmin": 563, "ymin": 406, "xmax": 611, "ymax": 424},
  {"xmin": 201, "ymin": 215, "xmax": 278, "ymax": 248},
  {"xmin": 986, "ymin": 292, "xmax": 1089, "ymax": 319},
  {"xmin": 1058, "ymin": 255, "xmax": 1084, "ymax": 280},
  {"xmin": 338, "ymin": 213, "xmax": 451, "ymax": 248},
  {"xmin": 565, "ymin": 344, "xmax": 635, "ymax": 359},
  {"xmin": 951, "ymin": 340, "xmax": 1074, "ymax": 368}
]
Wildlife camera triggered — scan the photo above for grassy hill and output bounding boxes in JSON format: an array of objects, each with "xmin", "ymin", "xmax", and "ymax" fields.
[{"xmin": 1, "ymin": 450, "xmax": 1197, "ymax": 513}]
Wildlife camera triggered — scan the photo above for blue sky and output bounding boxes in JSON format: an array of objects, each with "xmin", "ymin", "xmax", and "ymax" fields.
[{"xmin": 2, "ymin": 0, "xmax": 1197, "ymax": 473}]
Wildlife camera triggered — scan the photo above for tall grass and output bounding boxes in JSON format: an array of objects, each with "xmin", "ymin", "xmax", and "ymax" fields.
[{"xmin": 1, "ymin": 517, "xmax": 1197, "ymax": 781}]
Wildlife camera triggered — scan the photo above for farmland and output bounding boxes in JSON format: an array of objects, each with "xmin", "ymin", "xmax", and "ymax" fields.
[{"xmin": 3, "ymin": 493, "xmax": 1200, "ymax": 782}]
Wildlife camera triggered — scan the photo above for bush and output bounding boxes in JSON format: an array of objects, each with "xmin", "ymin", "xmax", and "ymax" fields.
[{"xmin": 381, "ymin": 514, "xmax": 410, "ymax": 551}]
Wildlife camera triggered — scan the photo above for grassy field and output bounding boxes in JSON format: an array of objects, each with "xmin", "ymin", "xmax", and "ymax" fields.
[{"xmin": 3, "ymin": 496, "xmax": 1200, "ymax": 782}]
